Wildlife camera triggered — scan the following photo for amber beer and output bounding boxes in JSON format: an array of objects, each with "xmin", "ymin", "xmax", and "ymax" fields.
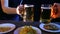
[
  {"xmin": 23, "ymin": 4, "xmax": 34, "ymax": 22},
  {"xmin": 40, "ymin": 4, "xmax": 51, "ymax": 24}
]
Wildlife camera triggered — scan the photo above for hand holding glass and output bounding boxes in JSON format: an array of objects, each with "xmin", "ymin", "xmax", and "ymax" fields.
[{"xmin": 16, "ymin": 4, "xmax": 34, "ymax": 22}]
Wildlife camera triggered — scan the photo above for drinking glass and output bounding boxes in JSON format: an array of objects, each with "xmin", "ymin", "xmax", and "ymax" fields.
[
  {"xmin": 17, "ymin": 4, "xmax": 34, "ymax": 22},
  {"xmin": 40, "ymin": 4, "xmax": 52, "ymax": 24}
]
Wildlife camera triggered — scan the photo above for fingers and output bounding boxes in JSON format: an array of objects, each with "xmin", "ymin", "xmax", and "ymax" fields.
[
  {"xmin": 54, "ymin": 3, "xmax": 58, "ymax": 6},
  {"xmin": 51, "ymin": 3, "xmax": 60, "ymax": 18},
  {"xmin": 16, "ymin": 5, "xmax": 24, "ymax": 15},
  {"xmin": 53, "ymin": 3, "xmax": 60, "ymax": 8},
  {"xmin": 18, "ymin": 5, "xmax": 24, "ymax": 11}
]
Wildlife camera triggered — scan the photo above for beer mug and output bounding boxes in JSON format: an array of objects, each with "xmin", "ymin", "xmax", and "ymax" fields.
[
  {"xmin": 40, "ymin": 4, "xmax": 51, "ymax": 24},
  {"xmin": 17, "ymin": 4, "xmax": 34, "ymax": 22}
]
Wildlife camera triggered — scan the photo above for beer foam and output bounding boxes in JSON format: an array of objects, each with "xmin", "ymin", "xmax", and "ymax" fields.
[{"xmin": 24, "ymin": 4, "xmax": 34, "ymax": 7}]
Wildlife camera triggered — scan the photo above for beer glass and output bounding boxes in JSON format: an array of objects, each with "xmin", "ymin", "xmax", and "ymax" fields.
[
  {"xmin": 40, "ymin": 4, "xmax": 51, "ymax": 24},
  {"xmin": 17, "ymin": 4, "xmax": 34, "ymax": 22}
]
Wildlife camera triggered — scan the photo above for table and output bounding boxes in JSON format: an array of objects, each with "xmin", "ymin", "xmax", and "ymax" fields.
[{"xmin": 0, "ymin": 20, "xmax": 60, "ymax": 34}]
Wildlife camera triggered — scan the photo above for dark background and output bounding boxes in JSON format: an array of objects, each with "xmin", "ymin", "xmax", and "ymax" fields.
[{"xmin": 0, "ymin": 0, "xmax": 60, "ymax": 21}]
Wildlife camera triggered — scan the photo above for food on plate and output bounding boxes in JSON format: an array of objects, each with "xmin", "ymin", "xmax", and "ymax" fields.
[
  {"xmin": 19, "ymin": 26, "xmax": 37, "ymax": 34},
  {"xmin": 0, "ymin": 27, "xmax": 11, "ymax": 32},
  {"xmin": 44, "ymin": 24, "xmax": 59, "ymax": 30}
]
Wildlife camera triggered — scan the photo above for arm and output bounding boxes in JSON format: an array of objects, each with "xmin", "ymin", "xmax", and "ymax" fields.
[{"xmin": 1, "ymin": 0, "xmax": 17, "ymax": 14}]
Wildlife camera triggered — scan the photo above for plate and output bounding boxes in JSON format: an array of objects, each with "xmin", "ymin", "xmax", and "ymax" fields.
[
  {"xmin": 14, "ymin": 26, "xmax": 41, "ymax": 34},
  {"xmin": 0, "ymin": 23, "xmax": 16, "ymax": 34},
  {"xmin": 39, "ymin": 23, "xmax": 60, "ymax": 32}
]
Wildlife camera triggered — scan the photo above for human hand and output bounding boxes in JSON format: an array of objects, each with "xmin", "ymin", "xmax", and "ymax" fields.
[
  {"xmin": 16, "ymin": 5, "xmax": 24, "ymax": 15},
  {"xmin": 51, "ymin": 3, "xmax": 60, "ymax": 19}
]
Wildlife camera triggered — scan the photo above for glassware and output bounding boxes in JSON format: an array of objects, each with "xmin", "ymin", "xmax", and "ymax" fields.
[
  {"xmin": 40, "ymin": 4, "xmax": 51, "ymax": 24},
  {"xmin": 23, "ymin": 4, "xmax": 34, "ymax": 22},
  {"xmin": 17, "ymin": 4, "xmax": 34, "ymax": 22}
]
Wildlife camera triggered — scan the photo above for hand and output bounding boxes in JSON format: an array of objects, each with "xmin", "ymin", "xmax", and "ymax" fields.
[
  {"xmin": 51, "ymin": 3, "xmax": 60, "ymax": 18},
  {"xmin": 16, "ymin": 5, "xmax": 24, "ymax": 15}
]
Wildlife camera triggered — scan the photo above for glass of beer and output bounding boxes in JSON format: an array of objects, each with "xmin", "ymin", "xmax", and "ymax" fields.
[
  {"xmin": 40, "ymin": 4, "xmax": 51, "ymax": 24},
  {"xmin": 17, "ymin": 4, "xmax": 34, "ymax": 22}
]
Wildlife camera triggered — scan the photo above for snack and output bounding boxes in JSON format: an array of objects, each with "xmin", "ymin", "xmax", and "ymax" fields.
[
  {"xmin": 44, "ymin": 24, "xmax": 59, "ymax": 30},
  {"xmin": 0, "ymin": 27, "xmax": 11, "ymax": 32},
  {"xmin": 19, "ymin": 26, "xmax": 37, "ymax": 34}
]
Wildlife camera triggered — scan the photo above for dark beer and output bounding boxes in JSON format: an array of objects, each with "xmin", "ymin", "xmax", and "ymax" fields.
[
  {"xmin": 40, "ymin": 4, "xmax": 51, "ymax": 24},
  {"xmin": 41, "ymin": 9, "xmax": 51, "ymax": 19},
  {"xmin": 23, "ymin": 4, "xmax": 34, "ymax": 22}
]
